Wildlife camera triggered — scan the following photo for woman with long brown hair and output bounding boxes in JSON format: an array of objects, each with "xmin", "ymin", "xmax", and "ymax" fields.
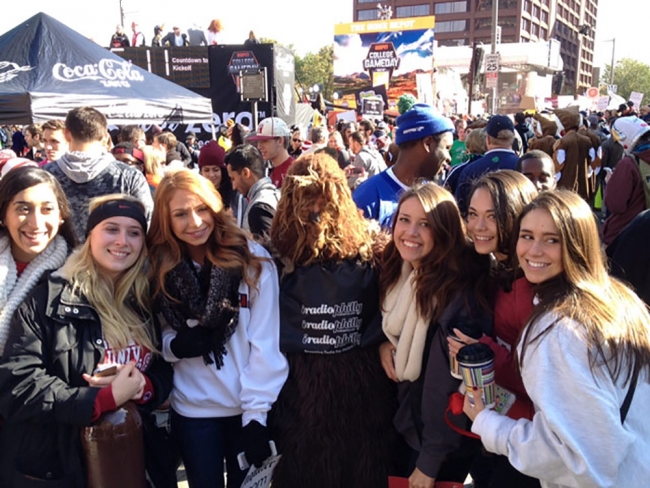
[
  {"xmin": 465, "ymin": 190, "xmax": 650, "ymax": 486},
  {"xmin": 147, "ymin": 169, "xmax": 287, "ymax": 488},
  {"xmin": 378, "ymin": 182, "xmax": 491, "ymax": 488},
  {"xmin": 270, "ymin": 153, "xmax": 397, "ymax": 488}
]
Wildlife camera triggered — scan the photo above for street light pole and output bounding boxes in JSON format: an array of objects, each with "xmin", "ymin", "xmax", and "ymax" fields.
[
  {"xmin": 119, "ymin": 0, "xmax": 125, "ymax": 28},
  {"xmin": 491, "ymin": 0, "xmax": 499, "ymax": 114},
  {"xmin": 609, "ymin": 38, "xmax": 616, "ymax": 85}
]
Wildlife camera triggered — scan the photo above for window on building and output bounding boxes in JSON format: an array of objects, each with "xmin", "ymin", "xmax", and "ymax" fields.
[
  {"xmin": 524, "ymin": 0, "xmax": 532, "ymax": 12},
  {"xmin": 522, "ymin": 18, "xmax": 531, "ymax": 31},
  {"xmin": 477, "ymin": 0, "xmax": 491, "ymax": 11},
  {"xmin": 357, "ymin": 9, "xmax": 379, "ymax": 20},
  {"xmin": 438, "ymin": 38, "xmax": 467, "ymax": 46},
  {"xmin": 436, "ymin": 20, "xmax": 468, "ymax": 33},
  {"xmin": 531, "ymin": 23, "xmax": 538, "ymax": 36},
  {"xmin": 396, "ymin": 4, "xmax": 431, "ymax": 17},
  {"xmin": 476, "ymin": 18, "xmax": 493, "ymax": 30},
  {"xmin": 434, "ymin": 1, "xmax": 468, "ymax": 14},
  {"xmin": 540, "ymin": 27, "xmax": 548, "ymax": 38},
  {"xmin": 532, "ymin": 5, "xmax": 540, "ymax": 18},
  {"xmin": 499, "ymin": 16, "xmax": 517, "ymax": 28},
  {"xmin": 358, "ymin": 0, "xmax": 378, "ymax": 3}
]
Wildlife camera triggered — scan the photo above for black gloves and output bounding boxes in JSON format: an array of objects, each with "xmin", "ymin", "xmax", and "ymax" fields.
[
  {"xmin": 242, "ymin": 420, "xmax": 272, "ymax": 468},
  {"xmin": 170, "ymin": 326, "xmax": 213, "ymax": 359}
]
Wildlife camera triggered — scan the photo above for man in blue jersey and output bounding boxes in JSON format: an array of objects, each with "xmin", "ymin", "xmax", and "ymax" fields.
[{"xmin": 353, "ymin": 103, "xmax": 454, "ymax": 228}]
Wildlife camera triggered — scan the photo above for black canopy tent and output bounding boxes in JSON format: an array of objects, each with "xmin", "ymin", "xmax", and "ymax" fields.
[{"xmin": 0, "ymin": 12, "xmax": 213, "ymax": 125}]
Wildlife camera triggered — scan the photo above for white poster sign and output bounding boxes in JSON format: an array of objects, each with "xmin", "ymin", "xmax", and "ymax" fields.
[
  {"xmin": 630, "ymin": 91, "xmax": 644, "ymax": 108},
  {"xmin": 240, "ymin": 455, "xmax": 282, "ymax": 488}
]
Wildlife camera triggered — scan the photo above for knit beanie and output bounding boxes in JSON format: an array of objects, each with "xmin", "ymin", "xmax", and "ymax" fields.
[
  {"xmin": 198, "ymin": 140, "xmax": 226, "ymax": 169},
  {"xmin": 395, "ymin": 104, "xmax": 454, "ymax": 145}
]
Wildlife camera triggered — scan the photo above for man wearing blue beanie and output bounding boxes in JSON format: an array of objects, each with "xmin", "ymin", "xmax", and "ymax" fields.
[{"xmin": 353, "ymin": 103, "xmax": 454, "ymax": 227}]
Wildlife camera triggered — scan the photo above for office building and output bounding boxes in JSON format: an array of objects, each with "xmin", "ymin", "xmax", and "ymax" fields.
[{"xmin": 352, "ymin": 0, "xmax": 598, "ymax": 94}]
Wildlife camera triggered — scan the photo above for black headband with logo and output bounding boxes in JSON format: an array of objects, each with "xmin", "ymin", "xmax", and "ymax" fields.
[{"xmin": 86, "ymin": 200, "xmax": 147, "ymax": 237}]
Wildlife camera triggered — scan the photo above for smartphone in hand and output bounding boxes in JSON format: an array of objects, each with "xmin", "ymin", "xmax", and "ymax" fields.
[{"xmin": 93, "ymin": 364, "xmax": 118, "ymax": 377}]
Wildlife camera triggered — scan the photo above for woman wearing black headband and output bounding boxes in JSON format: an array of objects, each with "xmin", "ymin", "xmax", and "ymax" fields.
[{"xmin": 0, "ymin": 194, "xmax": 173, "ymax": 488}]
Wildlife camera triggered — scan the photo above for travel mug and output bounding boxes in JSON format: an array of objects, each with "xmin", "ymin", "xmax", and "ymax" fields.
[
  {"xmin": 448, "ymin": 321, "xmax": 484, "ymax": 379},
  {"xmin": 457, "ymin": 343, "xmax": 496, "ymax": 408}
]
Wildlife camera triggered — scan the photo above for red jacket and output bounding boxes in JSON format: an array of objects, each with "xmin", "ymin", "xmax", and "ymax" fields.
[
  {"xmin": 603, "ymin": 155, "xmax": 645, "ymax": 245},
  {"xmin": 480, "ymin": 277, "xmax": 535, "ymax": 420}
]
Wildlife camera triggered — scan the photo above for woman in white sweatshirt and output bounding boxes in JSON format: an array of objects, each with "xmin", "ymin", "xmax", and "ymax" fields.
[
  {"xmin": 465, "ymin": 190, "xmax": 650, "ymax": 488},
  {"xmin": 147, "ymin": 169, "xmax": 288, "ymax": 488}
]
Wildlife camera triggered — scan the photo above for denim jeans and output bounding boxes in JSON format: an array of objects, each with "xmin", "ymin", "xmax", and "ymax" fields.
[{"xmin": 170, "ymin": 410, "xmax": 246, "ymax": 488}]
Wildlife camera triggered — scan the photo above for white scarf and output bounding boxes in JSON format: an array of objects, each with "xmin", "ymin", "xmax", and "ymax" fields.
[
  {"xmin": 382, "ymin": 262, "xmax": 434, "ymax": 382},
  {"xmin": 0, "ymin": 234, "xmax": 68, "ymax": 354}
]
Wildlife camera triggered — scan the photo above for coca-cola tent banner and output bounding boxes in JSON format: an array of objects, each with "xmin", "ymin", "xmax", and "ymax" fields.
[{"xmin": 0, "ymin": 12, "xmax": 213, "ymax": 125}]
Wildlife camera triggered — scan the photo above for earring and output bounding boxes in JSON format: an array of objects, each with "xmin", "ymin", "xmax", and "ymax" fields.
[{"xmin": 60, "ymin": 219, "xmax": 65, "ymax": 224}]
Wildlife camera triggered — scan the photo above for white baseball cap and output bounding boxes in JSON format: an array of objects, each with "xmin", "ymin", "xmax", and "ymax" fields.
[{"xmin": 247, "ymin": 117, "xmax": 291, "ymax": 141}]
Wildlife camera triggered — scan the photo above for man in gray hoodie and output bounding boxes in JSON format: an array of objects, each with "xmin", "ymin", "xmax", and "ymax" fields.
[
  {"xmin": 44, "ymin": 107, "xmax": 153, "ymax": 242},
  {"xmin": 225, "ymin": 144, "xmax": 280, "ymax": 240}
]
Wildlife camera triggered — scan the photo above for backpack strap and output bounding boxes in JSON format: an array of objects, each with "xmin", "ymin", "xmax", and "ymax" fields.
[{"xmin": 620, "ymin": 366, "xmax": 639, "ymax": 424}]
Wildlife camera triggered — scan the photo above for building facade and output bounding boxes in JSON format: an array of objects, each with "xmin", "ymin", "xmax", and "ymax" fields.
[{"xmin": 352, "ymin": 0, "xmax": 598, "ymax": 94}]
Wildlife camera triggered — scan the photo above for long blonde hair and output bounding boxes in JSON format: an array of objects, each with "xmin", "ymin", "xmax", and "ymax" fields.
[
  {"xmin": 141, "ymin": 145, "xmax": 165, "ymax": 183},
  {"xmin": 148, "ymin": 169, "xmax": 264, "ymax": 299},
  {"xmin": 60, "ymin": 194, "xmax": 156, "ymax": 352}
]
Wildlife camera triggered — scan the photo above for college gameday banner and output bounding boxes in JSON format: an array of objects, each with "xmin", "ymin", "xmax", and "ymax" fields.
[{"xmin": 333, "ymin": 16, "xmax": 435, "ymax": 115}]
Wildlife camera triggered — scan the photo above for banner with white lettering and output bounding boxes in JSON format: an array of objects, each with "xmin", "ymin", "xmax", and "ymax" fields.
[{"xmin": 279, "ymin": 259, "xmax": 383, "ymax": 354}]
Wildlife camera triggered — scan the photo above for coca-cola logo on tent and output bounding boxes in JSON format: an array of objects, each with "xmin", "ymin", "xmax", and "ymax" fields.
[
  {"xmin": 0, "ymin": 61, "xmax": 34, "ymax": 83},
  {"xmin": 52, "ymin": 59, "xmax": 144, "ymax": 87}
]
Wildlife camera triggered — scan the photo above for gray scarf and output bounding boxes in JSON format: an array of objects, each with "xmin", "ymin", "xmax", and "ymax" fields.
[
  {"xmin": 0, "ymin": 234, "xmax": 69, "ymax": 354},
  {"xmin": 56, "ymin": 151, "xmax": 116, "ymax": 183}
]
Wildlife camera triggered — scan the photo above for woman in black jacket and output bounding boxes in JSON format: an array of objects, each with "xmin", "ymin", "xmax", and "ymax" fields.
[
  {"xmin": 378, "ymin": 182, "xmax": 492, "ymax": 487},
  {"xmin": 0, "ymin": 194, "xmax": 172, "ymax": 488}
]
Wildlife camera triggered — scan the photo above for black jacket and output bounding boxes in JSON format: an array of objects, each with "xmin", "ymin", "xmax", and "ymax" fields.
[
  {"xmin": 0, "ymin": 275, "xmax": 172, "ymax": 488},
  {"xmin": 394, "ymin": 292, "xmax": 492, "ymax": 478}
]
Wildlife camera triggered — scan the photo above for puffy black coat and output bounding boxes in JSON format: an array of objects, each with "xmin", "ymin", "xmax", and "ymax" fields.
[{"xmin": 0, "ymin": 275, "xmax": 172, "ymax": 488}]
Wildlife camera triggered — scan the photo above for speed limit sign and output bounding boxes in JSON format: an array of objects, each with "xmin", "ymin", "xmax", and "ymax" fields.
[{"xmin": 485, "ymin": 53, "xmax": 500, "ymax": 73}]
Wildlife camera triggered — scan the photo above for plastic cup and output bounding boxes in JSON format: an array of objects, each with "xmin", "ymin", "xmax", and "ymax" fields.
[{"xmin": 457, "ymin": 343, "xmax": 495, "ymax": 408}]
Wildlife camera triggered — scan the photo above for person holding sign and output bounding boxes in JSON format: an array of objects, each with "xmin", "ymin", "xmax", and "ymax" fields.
[
  {"xmin": 270, "ymin": 153, "xmax": 397, "ymax": 488},
  {"xmin": 148, "ymin": 170, "xmax": 288, "ymax": 488}
]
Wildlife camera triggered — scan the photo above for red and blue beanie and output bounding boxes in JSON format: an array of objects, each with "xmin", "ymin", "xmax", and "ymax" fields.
[{"xmin": 395, "ymin": 103, "xmax": 454, "ymax": 145}]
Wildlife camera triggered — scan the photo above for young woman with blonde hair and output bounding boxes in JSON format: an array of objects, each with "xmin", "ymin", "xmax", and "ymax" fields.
[
  {"xmin": 0, "ymin": 194, "xmax": 172, "ymax": 487},
  {"xmin": 466, "ymin": 190, "xmax": 650, "ymax": 487},
  {"xmin": 270, "ymin": 153, "xmax": 397, "ymax": 488},
  {"xmin": 379, "ymin": 182, "xmax": 492, "ymax": 488},
  {"xmin": 148, "ymin": 169, "xmax": 287, "ymax": 488}
]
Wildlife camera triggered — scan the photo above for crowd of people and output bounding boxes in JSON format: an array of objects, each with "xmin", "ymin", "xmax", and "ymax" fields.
[
  {"xmin": 108, "ymin": 18, "xmax": 258, "ymax": 49},
  {"xmin": 0, "ymin": 97, "xmax": 648, "ymax": 488}
]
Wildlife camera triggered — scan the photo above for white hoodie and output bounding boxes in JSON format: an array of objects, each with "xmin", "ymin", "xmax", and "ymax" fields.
[
  {"xmin": 162, "ymin": 242, "xmax": 288, "ymax": 427},
  {"xmin": 471, "ymin": 313, "xmax": 650, "ymax": 487}
]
